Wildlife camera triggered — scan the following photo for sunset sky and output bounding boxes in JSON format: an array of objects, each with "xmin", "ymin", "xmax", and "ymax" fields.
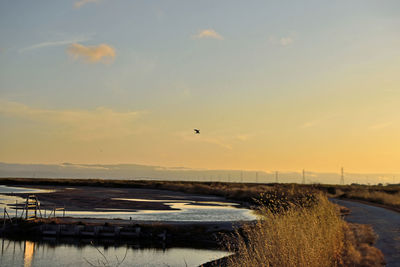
[{"xmin": 1, "ymin": 1, "xmax": 400, "ymax": 174}]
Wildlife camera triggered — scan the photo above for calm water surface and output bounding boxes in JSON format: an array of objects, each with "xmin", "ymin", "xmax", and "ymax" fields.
[{"xmin": 0, "ymin": 238, "xmax": 230, "ymax": 267}]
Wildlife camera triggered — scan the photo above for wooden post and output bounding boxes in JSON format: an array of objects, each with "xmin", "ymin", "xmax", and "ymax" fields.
[
  {"xmin": 4, "ymin": 209, "xmax": 12, "ymax": 223},
  {"xmin": 3, "ymin": 208, "xmax": 5, "ymax": 229},
  {"xmin": 15, "ymin": 200, "xmax": 17, "ymax": 218},
  {"xmin": 25, "ymin": 197, "xmax": 29, "ymax": 220},
  {"xmin": 38, "ymin": 201, "xmax": 42, "ymax": 218},
  {"xmin": 34, "ymin": 200, "xmax": 37, "ymax": 219}
]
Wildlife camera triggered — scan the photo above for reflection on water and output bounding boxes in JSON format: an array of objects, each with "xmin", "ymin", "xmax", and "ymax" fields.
[
  {"xmin": 24, "ymin": 241, "xmax": 34, "ymax": 267},
  {"xmin": 63, "ymin": 206, "xmax": 255, "ymax": 221},
  {"xmin": 62, "ymin": 199, "xmax": 256, "ymax": 221},
  {"xmin": 0, "ymin": 238, "xmax": 230, "ymax": 267},
  {"xmin": 0, "ymin": 185, "xmax": 53, "ymax": 194}
]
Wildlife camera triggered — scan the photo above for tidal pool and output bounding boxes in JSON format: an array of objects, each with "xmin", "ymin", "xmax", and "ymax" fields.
[{"xmin": 0, "ymin": 238, "xmax": 230, "ymax": 267}]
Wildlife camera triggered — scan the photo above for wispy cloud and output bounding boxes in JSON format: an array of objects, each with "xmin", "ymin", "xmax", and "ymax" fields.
[
  {"xmin": 177, "ymin": 131, "xmax": 252, "ymax": 150},
  {"xmin": 67, "ymin": 43, "xmax": 115, "ymax": 63},
  {"xmin": 369, "ymin": 122, "xmax": 393, "ymax": 130},
  {"xmin": 235, "ymin": 134, "xmax": 251, "ymax": 141},
  {"xmin": 301, "ymin": 120, "xmax": 320, "ymax": 129},
  {"xmin": 0, "ymin": 100, "xmax": 143, "ymax": 141},
  {"xmin": 193, "ymin": 29, "xmax": 223, "ymax": 40},
  {"xmin": 178, "ymin": 132, "xmax": 232, "ymax": 150},
  {"xmin": 61, "ymin": 163, "xmax": 110, "ymax": 170},
  {"xmin": 269, "ymin": 33, "xmax": 296, "ymax": 47},
  {"xmin": 20, "ymin": 36, "xmax": 91, "ymax": 53},
  {"xmin": 300, "ymin": 114, "xmax": 337, "ymax": 129},
  {"xmin": 74, "ymin": 0, "xmax": 100, "ymax": 8},
  {"xmin": 203, "ymin": 138, "xmax": 233, "ymax": 150},
  {"xmin": 279, "ymin": 37, "xmax": 294, "ymax": 46}
]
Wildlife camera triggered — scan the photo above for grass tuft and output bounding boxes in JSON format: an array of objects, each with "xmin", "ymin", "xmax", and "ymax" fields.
[
  {"xmin": 223, "ymin": 193, "xmax": 384, "ymax": 267},
  {"xmin": 225, "ymin": 194, "xmax": 345, "ymax": 267}
]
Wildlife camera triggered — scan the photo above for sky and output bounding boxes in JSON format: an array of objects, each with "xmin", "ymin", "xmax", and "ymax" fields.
[{"xmin": 1, "ymin": 1, "xmax": 400, "ymax": 176}]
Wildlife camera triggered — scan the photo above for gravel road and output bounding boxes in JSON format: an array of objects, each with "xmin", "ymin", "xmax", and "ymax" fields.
[{"xmin": 332, "ymin": 199, "xmax": 400, "ymax": 267}]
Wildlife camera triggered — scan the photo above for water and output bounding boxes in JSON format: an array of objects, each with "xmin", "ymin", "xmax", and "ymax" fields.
[
  {"xmin": 0, "ymin": 185, "xmax": 236, "ymax": 266},
  {"xmin": 0, "ymin": 185, "xmax": 52, "ymax": 194},
  {"xmin": 0, "ymin": 186, "xmax": 54, "ymax": 218},
  {"xmin": 0, "ymin": 238, "xmax": 230, "ymax": 267},
  {"xmin": 0, "ymin": 185, "xmax": 256, "ymax": 222},
  {"xmin": 63, "ymin": 200, "xmax": 255, "ymax": 221}
]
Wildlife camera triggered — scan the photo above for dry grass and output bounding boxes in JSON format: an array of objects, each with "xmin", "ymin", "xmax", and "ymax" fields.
[
  {"xmin": 344, "ymin": 190, "xmax": 400, "ymax": 209},
  {"xmin": 317, "ymin": 184, "xmax": 400, "ymax": 211},
  {"xmin": 223, "ymin": 194, "xmax": 385, "ymax": 267},
  {"xmin": 340, "ymin": 223, "xmax": 385, "ymax": 267},
  {"xmin": 225, "ymin": 194, "xmax": 345, "ymax": 267}
]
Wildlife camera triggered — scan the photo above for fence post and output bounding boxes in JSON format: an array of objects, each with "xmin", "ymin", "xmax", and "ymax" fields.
[
  {"xmin": 2, "ymin": 208, "xmax": 5, "ymax": 229},
  {"xmin": 25, "ymin": 197, "xmax": 28, "ymax": 220}
]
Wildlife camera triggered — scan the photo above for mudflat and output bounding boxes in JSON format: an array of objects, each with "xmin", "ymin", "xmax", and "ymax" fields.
[{"xmin": 5, "ymin": 185, "xmax": 234, "ymax": 212}]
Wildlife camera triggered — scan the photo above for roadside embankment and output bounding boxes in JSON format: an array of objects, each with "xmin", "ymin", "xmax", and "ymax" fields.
[
  {"xmin": 317, "ymin": 184, "xmax": 400, "ymax": 212},
  {"xmin": 333, "ymin": 199, "xmax": 400, "ymax": 267}
]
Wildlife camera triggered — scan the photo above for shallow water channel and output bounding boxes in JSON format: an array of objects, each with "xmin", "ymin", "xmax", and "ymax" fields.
[{"xmin": 0, "ymin": 238, "xmax": 230, "ymax": 267}]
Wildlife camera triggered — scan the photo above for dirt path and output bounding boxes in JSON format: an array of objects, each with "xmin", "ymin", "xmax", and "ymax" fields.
[{"xmin": 332, "ymin": 199, "xmax": 400, "ymax": 267}]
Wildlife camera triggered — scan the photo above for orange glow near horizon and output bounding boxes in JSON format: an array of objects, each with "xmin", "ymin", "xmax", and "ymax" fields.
[{"xmin": 1, "ymin": 2, "xmax": 400, "ymax": 176}]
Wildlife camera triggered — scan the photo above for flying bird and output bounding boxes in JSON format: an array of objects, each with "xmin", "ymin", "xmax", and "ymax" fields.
[{"xmin": 194, "ymin": 129, "xmax": 200, "ymax": 134}]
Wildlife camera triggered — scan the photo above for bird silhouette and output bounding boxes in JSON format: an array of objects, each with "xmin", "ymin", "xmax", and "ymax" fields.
[{"xmin": 194, "ymin": 129, "xmax": 200, "ymax": 134}]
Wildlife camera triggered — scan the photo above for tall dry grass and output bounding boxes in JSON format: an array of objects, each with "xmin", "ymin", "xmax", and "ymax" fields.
[
  {"xmin": 225, "ymin": 194, "xmax": 345, "ymax": 267},
  {"xmin": 340, "ymin": 223, "xmax": 385, "ymax": 267},
  {"xmin": 345, "ymin": 190, "xmax": 400, "ymax": 209}
]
